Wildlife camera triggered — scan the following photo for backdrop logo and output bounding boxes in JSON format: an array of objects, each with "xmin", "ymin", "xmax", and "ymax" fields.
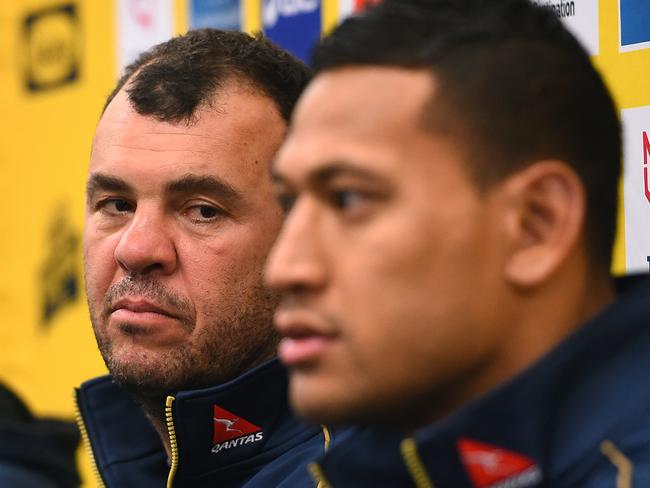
[
  {"xmin": 263, "ymin": 0, "xmax": 319, "ymax": 28},
  {"xmin": 619, "ymin": 0, "xmax": 650, "ymax": 51},
  {"xmin": 117, "ymin": 0, "xmax": 173, "ymax": 71},
  {"xmin": 339, "ymin": 0, "xmax": 381, "ymax": 21},
  {"xmin": 641, "ymin": 129, "xmax": 650, "ymax": 294},
  {"xmin": 536, "ymin": 0, "xmax": 575, "ymax": 18},
  {"xmin": 22, "ymin": 3, "xmax": 81, "ymax": 92},
  {"xmin": 262, "ymin": 0, "xmax": 320, "ymax": 61},
  {"xmin": 533, "ymin": 0, "xmax": 598, "ymax": 55},
  {"xmin": 622, "ymin": 106, "xmax": 650, "ymax": 272},
  {"xmin": 354, "ymin": 0, "xmax": 381, "ymax": 12},
  {"xmin": 190, "ymin": 0, "xmax": 241, "ymax": 30},
  {"xmin": 128, "ymin": 0, "xmax": 156, "ymax": 29},
  {"xmin": 40, "ymin": 204, "xmax": 80, "ymax": 327}
]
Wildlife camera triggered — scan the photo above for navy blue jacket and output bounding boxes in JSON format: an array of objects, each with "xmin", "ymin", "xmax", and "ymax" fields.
[
  {"xmin": 76, "ymin": 359, "xmax": 331, "ymax": 487},
  {"xmin": 311, "ymin": 275, "xmax": 650, "ymax": 487}
]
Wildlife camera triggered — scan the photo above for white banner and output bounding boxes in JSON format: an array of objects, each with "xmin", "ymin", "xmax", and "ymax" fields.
[
  {"xmin": 534, "ymin": 0, "xmax": 599, "ymax": 55},
  {"xmin": 117, "ymin": 0, "xmax": 174, "ymax": 73},
  {"xmin": 338, "ymin": 0, "xmax": 355, "ymax": 21},
  {"xmin": 622, "ymin": 106, "xmax": 650, "ymax": 273}
]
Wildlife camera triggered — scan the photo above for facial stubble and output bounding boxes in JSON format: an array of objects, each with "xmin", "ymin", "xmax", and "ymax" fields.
[{"xmin": 87, "ymin": 274, "xmax": 280, "ymax": 418}]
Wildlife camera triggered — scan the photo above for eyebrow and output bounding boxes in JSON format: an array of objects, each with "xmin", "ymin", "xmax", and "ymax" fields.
[
  {"xmin": 313, "ymin": 162, "xmax": 385, "ymax": 183},
  {"xmin": 273, "ymin": 161, "xmax": 387, "ymax": 187},
  {"xmin": 165, "ymin": 174, "xmax": 242, "ymax": 208},
  {"xmin": 86, "ymin": 173, "xmax": 133, "ymax": 203},
  {"xmin": 86, "ymin": 173, "xmax": 242, "ymax": 209}
]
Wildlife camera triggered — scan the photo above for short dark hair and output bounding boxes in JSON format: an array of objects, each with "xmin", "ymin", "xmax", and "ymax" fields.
[
  {"xmin": 104, "ymin": 29, "xmax": 311, "ymax": 123},
  {"xmin": 313, "ymin": 0, "xmax": 621, "ymax": 269}
]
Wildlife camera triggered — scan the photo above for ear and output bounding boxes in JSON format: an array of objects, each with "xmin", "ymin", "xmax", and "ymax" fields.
[{"xmin": 500, "ymin": 161, "xmax": 585, "ymax": 288}]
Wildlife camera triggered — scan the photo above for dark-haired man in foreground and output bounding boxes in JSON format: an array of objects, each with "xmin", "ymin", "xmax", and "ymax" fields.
[
  {"xmin": 76, "ymin": 30, "xmax": 331, "ymax": 487},
  {"xmin": 266, "ymin": 0, "xmax": 650, "ymax": 486}
]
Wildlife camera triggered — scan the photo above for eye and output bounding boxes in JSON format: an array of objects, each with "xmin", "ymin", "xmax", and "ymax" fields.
[
  {"xmin": 276, "ymin": 192, "xmax": 296, "ymax": 214},
  {"xmin": 331, "ymin": 189, "xmax": 365, "ymax": 210},
  {"xmin": 182, "ymin": 203, "xmax": 225, "ymax": 223},
  {"xmin": 97, "ymin": 198, "xmax": 134, "ymax": 215}
]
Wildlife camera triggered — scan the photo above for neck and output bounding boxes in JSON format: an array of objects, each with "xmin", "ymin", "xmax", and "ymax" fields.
[
  {"xmin": 419, "ymin": 264, "xmax": 615, "ymax": 428},
  {"xmin": 497, "ymin": 266, "xmax": 615, "ymax": 386}
]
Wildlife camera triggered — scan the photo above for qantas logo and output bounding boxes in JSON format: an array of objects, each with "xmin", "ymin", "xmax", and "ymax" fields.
[
  {"xmin": 212, "ymin": 405, "xmax": 263, "ymax": 454},
  {"xmin": 457, "ymin": 438, "xmax": 542, "ymax": 488},
  {"xmin": 214, "ymin": 417, "xmax": 243, "ymax": 435}
]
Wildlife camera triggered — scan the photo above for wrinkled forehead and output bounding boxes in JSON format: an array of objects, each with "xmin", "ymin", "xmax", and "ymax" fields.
[
  {"xmin": 92, "ymin": 91, "xmax": 185, "ymax": 157},
  {"xmin": 91, "ymin": 83, "xmax": 287, "ymax": 173}
]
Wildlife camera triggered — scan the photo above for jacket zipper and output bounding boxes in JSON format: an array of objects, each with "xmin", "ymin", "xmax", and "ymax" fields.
[
  {"xmin": 601, "ymin": 440, "xmax": 632, "ymax": 488},
  {"xmin": 400, "ymin": 438, "xmax": 435, "ymax": 488},
  {"xmin": 308, "ymin": 462, "xmax": 333, "ymax": 488},
  {"xmin": 73, "ymin": 390, "xmax": 107, "ymax": 488},
  {"xmin": 310, "ymin": 425, "xmax": 334, "ymax": 488},
  {"xmin": 165, "ymin": 395, "xmax": 179, "ymax": 488}
]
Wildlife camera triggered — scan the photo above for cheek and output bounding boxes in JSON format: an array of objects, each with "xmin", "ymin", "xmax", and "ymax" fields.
[
  {"xmin": 186, "ymin": 230, "xmax": 272, "ymax": 281},
  {"xmin": 83, "ymin": 231, "xmax": 119, "ymax": 299},
  {"xmin": 179, "ymin": 234, "xmax": 272, "ymax": 309},
  {"xmin": 335, "ymin": 215, "xmax": 489, "ymax": 383}
]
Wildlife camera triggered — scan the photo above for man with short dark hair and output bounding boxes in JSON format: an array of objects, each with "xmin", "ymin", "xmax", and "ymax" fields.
[
  {"xmin": 266, "ymin": 1, "xmax": 650, "ymax": 486},
  {"xmin": 76, "ymin": 29, "xmax": 331, "ymax": 487}
]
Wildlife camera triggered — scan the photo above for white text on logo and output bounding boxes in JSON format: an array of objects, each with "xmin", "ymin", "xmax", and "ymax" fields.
[{"xmin": 211, "ymin": 432, "xmax": 264, "ymax": 454}]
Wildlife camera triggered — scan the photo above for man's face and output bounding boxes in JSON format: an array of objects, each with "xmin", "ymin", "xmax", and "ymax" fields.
[
  {"xmin": 266, "ymin": 67, "xmax": 512, "ymax": 426},
  {"xmin": 84, "ymin": 84, "xmax": 286, "ymax": 397}
]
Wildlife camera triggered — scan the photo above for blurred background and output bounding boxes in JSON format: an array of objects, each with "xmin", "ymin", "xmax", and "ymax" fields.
[{"xmin": 0, "ymin": 0, "xmax": 648, "ymax": 485}]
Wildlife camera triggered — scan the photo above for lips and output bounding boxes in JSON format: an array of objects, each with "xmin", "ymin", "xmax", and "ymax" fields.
[
  {"xmin": 274, "ymin": 309, "xmax": 336, "ymax": 366},
  {"xmin": 108, "ymin": 297, "xmax": 183, "ymax": 331},
  {"xmin": 111, "ymin": 297, "xmax": 177, "ymax": 318}
]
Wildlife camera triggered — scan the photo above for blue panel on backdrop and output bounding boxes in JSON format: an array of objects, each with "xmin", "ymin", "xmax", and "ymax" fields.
[
  {"xmin": 262, "ymin": 0, "xmax": 321, "ymax": 62},
  {"xmin": 190, "ymin": 0, "xmax": 241, "ymax": 30},
  {"xmin": 620, "ymin": 0, "xmax": 650, "ymax": 46}
]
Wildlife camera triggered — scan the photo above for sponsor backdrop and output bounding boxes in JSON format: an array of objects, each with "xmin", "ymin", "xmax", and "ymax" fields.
[{"xmin": 0, "ymin": 0, "xmax": 647, "ymax": 485}]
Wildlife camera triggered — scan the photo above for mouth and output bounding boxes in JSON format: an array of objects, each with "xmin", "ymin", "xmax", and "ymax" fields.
[
  {"xmin": 109, "ymin": 297, "xmax": 180, "ymax": 329},
  {"xmin": 274, "ymin": 309, "xmax": 337, "ymax": 366}
]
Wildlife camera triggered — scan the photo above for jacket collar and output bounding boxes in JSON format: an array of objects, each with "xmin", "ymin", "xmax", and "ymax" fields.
[
  {"xmin": 317, "ymin": 275, "xmax": 650, "ymax": 487},
  {"xmin": 76, "ymin": 358, "xmax": 321, "ymax": 486}
]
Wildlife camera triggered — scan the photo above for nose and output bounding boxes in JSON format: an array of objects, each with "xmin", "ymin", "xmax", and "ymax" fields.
[
  {"xmin": 114, "ymin": 205, "xmax": 178, "ymax": 277},
  {"xmin": 265, "ymin": 197, "xmax": 328, "ymax": 295}
]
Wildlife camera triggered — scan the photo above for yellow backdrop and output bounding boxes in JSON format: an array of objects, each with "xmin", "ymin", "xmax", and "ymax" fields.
[{"xmin": 0, "ymin": 1, "xmax": 647, "ymax": 486}]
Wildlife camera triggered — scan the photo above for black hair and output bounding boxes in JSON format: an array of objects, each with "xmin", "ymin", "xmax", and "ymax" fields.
[
  {"xmin": 313, "ymin": 0, "xmax": 621, "ymax": 269},
  {"xmin": 104, "ymin": 29, "xmax": 311, "ymax": 123}
]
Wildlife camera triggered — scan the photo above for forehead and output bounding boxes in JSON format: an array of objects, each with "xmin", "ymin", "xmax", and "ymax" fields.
[
  {"xmin": 298, "ymin": 67, "xmax": 433, "ymax": 124},
  {"xmin": 90, "ymin": 85, "xmax": 286, "ymax": 183},
  {"xmin": 277, "ymin": 67, "xmax": 439, "ymax": 175}
]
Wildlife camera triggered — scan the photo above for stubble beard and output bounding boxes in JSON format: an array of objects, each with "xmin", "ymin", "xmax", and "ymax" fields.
[{"xmin": 87, "ymin": 275, "xmax": 280, "ymax": 421}]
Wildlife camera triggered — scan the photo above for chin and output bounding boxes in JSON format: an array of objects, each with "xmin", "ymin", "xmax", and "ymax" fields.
[
  {"xmin": 108, "ymin": 355, "xmax": 168, "ymax": 389},
  {"xmin": 289, "ymin": 375, "xmax": 361, "ymax": 425},
  {"xmin": 289, "ymin": 372, "xmax": 413, "ymax": 427},
  {"xmin": 102, "ymin": 344, "xmax": 180, "ymax": 392},
  {"xmin": 107, "ymin": 342, "xmax": 163, "ymax": 367},
  {"xmin": 291, "ymin": 396, "xmax": 344, "ymax": 425}
]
